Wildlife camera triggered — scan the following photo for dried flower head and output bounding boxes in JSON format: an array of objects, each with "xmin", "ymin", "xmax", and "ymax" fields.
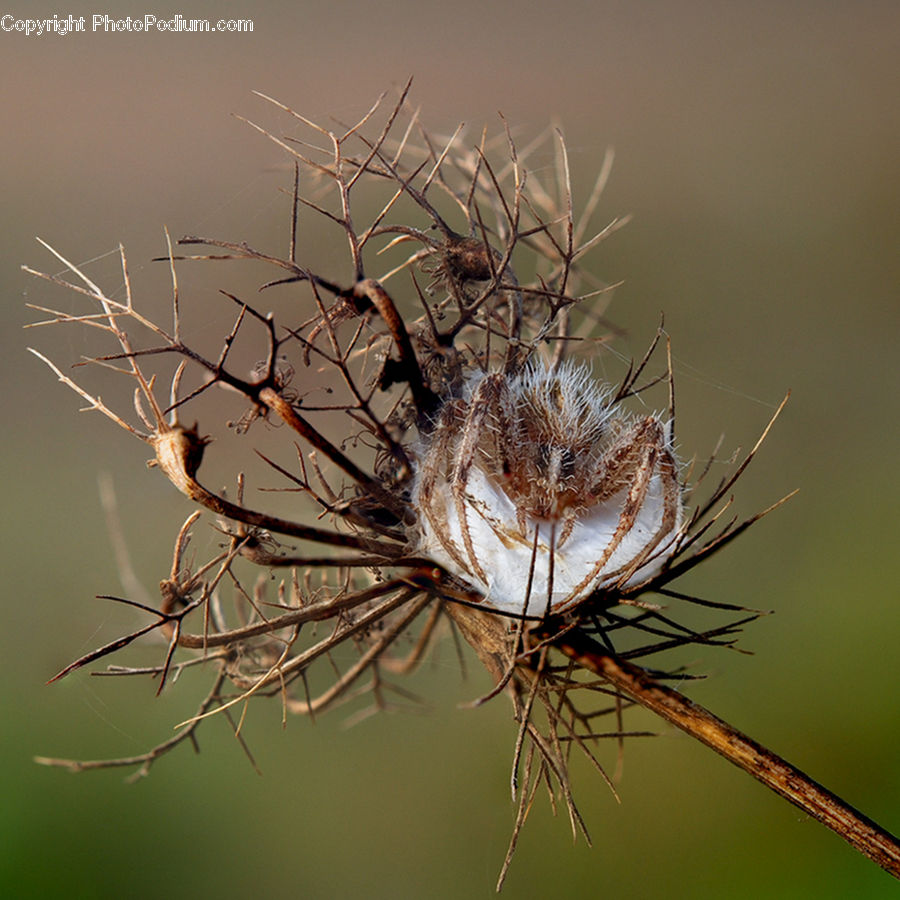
[{"xmin": 25, "ymin": 83, "xmax": 899, "ymax": 888}]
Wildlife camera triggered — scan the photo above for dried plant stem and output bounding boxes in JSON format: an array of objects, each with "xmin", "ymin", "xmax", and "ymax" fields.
[
  {"xmin": 550, "ymin": 628, "xmax": 900, "ymax": 879},
  {"xmin": 34, "ymin": 667, "xmax": 230, "ymax": 781}
]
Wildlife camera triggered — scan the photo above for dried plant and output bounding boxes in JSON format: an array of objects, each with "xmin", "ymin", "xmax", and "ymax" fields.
[{"xmin": 25, "ymin": 82, "xmax": 900, "ymax": 888}]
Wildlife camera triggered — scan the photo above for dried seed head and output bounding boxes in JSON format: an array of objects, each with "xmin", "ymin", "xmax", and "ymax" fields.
[
  {"xmin": 26, "ymin": 91, "xmax": 807, "ymax": 882},
  {"xmin": 413, "ymin": 361, "xmax": 683, "ymax": 616}
]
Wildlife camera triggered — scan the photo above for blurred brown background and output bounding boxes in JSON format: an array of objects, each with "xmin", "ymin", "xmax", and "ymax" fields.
[{"xmin": 3, "ymin": 2, "xmax": 898, "ymax": 897}]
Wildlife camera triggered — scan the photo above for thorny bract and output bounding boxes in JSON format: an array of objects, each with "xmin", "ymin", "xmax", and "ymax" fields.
[{"xmin": 25, "ymin": 84, "xmax": 789, "ymax": 887}]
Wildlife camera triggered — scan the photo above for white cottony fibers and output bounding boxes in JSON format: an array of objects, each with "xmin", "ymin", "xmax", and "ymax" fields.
[
  {"xmin": 417, "ymin": 463, "xmax": 678, "ymax": 615},
  {"xmin": 412, "ymin": 362, "xmax": 683, "ymax": 617}
]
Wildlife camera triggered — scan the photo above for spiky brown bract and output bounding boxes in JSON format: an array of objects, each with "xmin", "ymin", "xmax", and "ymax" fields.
[{"xmin": 25, "ymin": 84, "xmax": 900, "ymax": 888}]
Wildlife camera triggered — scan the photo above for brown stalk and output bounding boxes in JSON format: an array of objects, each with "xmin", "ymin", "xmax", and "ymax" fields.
[
  {"xmin": 549, "ymin": 627, "xmax": 900, "ymax": 879},
  {"xmin": 352, "ymin": 278, "xmax": 440, "ymax": 421}
]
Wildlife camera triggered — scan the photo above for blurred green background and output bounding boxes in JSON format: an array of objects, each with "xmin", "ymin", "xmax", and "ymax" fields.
[{"xmin": 3, "ymin": 1, "xmax": 898, "ymax": 897}]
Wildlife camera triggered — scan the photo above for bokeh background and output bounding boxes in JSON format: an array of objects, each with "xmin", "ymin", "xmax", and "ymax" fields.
[{"xmin": 3, "ymin": 2, "xmax": 898, "ymax": 897}]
